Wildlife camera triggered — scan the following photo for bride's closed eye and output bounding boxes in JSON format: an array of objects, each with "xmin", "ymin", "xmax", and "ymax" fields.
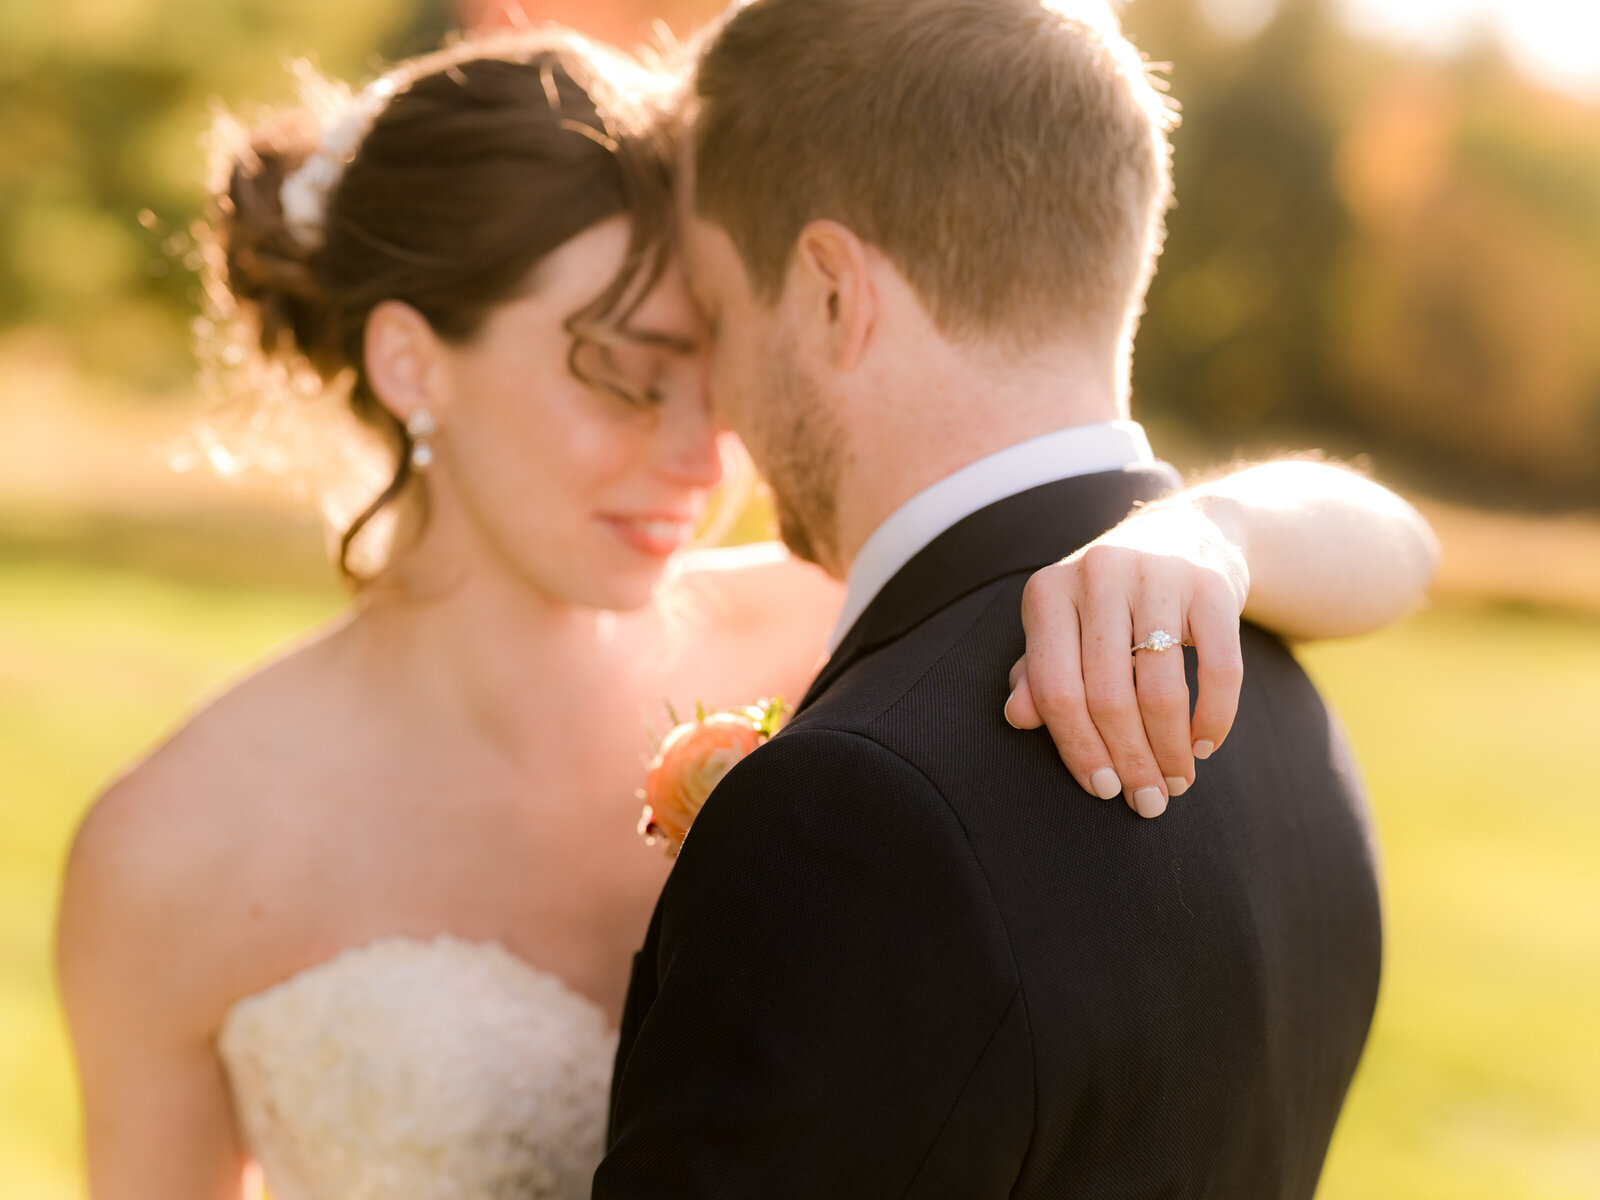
[
  {"xmin": 575, "ymin": 330, "xmax": 699, "ymax": 409},
  {"xmin": 572, "ymin": 339, "xmax": 667, "ymax": 407}
]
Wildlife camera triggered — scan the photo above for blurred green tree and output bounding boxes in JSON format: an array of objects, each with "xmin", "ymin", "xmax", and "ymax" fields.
[
  {"xmin": 1123, "ymin": 0, "xmax": 1600, "ymax": 505},
  {"xmin": 1, "ymin": 0, "xmax": 1595, "ymax": 505},
  {"xmin": 0, "ymin": 0, "xmax": 455, "ymax": 389}
]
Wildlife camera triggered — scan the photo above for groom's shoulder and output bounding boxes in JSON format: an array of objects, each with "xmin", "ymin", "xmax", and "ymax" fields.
[
  {"xmin": 672, "ymin": 573, "xmax": 1025, "ymax": 885},
  {"xmin": 689, "ymin": 723, "xmax": 965, "ymax": 862},
  {"xmin": 663, "ymin": 573, "xmax": 1047, "ymax": 934},
  {"xmin": 791, "ymin": 568, "xmax": 1342, "ymax": 818},
  {"xmin": 796, "ymin": 570, "xmax": 1047, "ymax": 773},
  {"xmin": 807, "ymin": 577, "xmax": 1027, "ymax": 733},
  {"xmin": 667, "ymin": 722, "xmax": 1014, "ymax": 966},
  {"xmin": 685, "ymin": 574, "xmax": 1036, "ymax": 836}
]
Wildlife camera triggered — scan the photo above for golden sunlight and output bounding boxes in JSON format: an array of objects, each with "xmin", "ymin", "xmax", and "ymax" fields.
[{"xmin": 1339, "ymin": 0, "xmax": 1600, "ymax": 98}]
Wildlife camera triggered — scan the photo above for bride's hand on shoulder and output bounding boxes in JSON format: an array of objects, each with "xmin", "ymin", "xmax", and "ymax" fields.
[
  {"xmin": 1007, "ymin": 496, "xmax": 1247, "ymax": 819},
  {"xmin": 1007, "ymin": 459, "xmax": 1438, "ymax": 817}
]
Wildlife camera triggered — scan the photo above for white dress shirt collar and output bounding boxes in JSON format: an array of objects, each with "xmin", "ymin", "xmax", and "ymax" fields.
[{"xmin": 827, "ymin": 421, "xmax": 1156, "ymax": 653}]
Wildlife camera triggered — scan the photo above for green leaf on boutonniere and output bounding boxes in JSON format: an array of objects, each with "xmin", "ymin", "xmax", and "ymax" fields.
[{"xmin": 754, "ymin": 697, "xmax": 788, "ymax": 740}]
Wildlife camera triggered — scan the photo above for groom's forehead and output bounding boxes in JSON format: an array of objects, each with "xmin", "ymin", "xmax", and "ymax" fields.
[{"xmin": 673, "ymin": 213, "xmax": 719, "ymax": 312}]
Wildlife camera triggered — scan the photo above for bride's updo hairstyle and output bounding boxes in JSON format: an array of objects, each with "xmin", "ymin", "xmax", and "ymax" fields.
[{"xmin": 201, "ymin": 29, "xmax": 678, "ymax": 583}]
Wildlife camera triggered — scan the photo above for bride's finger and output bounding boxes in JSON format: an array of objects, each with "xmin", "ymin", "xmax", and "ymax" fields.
[
  {"xmin": 1184, "ymin": 582, "xmax": 1244, "ymax": 759},
  {"xmin": 1079, "ymin": 585, "xmax": 1169, "ymax": 817},
  {"xmin": 1131, "ymin": 601, "xmax": 1195, "ymax": 797},
  {"xmin": 1015, "ymin": 582, "xmax": 1121, "ymax": 800},
  {"xmin": 1005, "ymin": 656, "xmax": 1041, "ymax": 728}
]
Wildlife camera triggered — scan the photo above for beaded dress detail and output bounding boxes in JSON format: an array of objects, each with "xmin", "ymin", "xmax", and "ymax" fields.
[{"xmin": 217, "ymin": 936, "xmax": 616, "ymax": 1200}]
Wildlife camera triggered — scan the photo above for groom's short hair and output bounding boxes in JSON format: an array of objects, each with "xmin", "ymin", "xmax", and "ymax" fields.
[{"xmin": 690, "ymin": 0, "xmax": 1178, "ymax": 347}]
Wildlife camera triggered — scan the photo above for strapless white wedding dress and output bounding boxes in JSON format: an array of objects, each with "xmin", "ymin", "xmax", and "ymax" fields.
[{"xmin": 216, "ymin": 936, "xmax": 617, "ymax": 1200}]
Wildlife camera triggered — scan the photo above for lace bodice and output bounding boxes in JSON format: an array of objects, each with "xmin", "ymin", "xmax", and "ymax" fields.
[{"xmin": 216, "ymin": 936, "xmax": 617, "ymax": 1200}]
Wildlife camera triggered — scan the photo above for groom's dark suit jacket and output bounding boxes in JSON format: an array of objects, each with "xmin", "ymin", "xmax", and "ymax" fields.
[{"xmin": 595, "ymin": 466, "xmax": 1383, "ymax": 1199}]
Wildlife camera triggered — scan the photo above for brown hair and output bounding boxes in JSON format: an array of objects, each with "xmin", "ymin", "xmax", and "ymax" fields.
[
  {"xmin": 690, "ymin": 0, "xmax": 1178, "ymax": 347},
  {"xmin": 202, "ymin": 28, "xmax": 679, "ymax": 583}
]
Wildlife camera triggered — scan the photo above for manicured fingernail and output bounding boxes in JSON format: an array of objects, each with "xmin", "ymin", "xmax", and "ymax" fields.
[
  {"xmin": 1089, "ymin": 768, "xmax": 1122, "ymax": 800},
  {"xmin": 1133, "ymin": 787, "xmax": 1168, "ymax": 819},
  {"xmin": 1003, "ymin": 692, "xmax": 1019, "ymax": 729},
  {"xmin": 1193, "ymin": 740, "xmax": 1215, "ymax": 760},
  {"xmin": 1165, "ymin": 776, "xmax": 1189, "ymax": 797}
]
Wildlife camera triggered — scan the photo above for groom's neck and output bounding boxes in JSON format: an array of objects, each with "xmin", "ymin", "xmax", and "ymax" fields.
[{"xmin": 828, "ymin": 337, "xmax": 1126, "ymax": 576}]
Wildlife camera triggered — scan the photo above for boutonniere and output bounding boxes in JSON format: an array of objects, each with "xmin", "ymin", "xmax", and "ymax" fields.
[{"xmin": 638, "ymin": 698, "xmax": 788, "ymax": 857}]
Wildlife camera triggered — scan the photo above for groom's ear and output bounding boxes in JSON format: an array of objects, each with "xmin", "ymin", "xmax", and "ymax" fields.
[{"xmin": 794, "ymin": 220, "xmax": 876, "ymax": 370}]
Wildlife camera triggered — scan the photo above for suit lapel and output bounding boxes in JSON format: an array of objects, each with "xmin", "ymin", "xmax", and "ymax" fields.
[{"xmin": 798, "ymin": 465, "xmax": 1179, "ymax": 713}]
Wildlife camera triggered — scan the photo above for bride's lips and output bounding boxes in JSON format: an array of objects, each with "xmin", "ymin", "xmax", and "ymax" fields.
[{"xmin": 601, "ymin": 514, "xmax": 697, "ymax": 558}]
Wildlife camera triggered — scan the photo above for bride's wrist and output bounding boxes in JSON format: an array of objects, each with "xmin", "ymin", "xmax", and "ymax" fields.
[
  {"xmin": 1124, "ymin": 490, "xmax": 1253, "ymax": 613},
  {"xmin": 1185, "ymin": 491, "xmax": 1251, "ymax": 567},
  {"xmin": 1128, "ymin": 490, "xmax": 1251, "ymax": 567}
]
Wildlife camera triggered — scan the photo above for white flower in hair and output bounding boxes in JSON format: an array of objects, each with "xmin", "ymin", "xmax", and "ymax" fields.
[{"xmin": 280, "ymin": 61, "xmax": 398, "ymax": 250}]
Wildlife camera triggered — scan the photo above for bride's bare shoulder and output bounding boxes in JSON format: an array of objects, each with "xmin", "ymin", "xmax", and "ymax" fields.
[
  {"xmin": 666, "ymin": 541, "xmax": 842, "ymax": 634},
  {"xmin": 651, "ymin": 542, "xmax": 843, "ymax": 704},
  {"xmin": 58, "ymin": 622, "xmax": 360, "ymax": 1000},
  {"xmin": 90, "ymin": 616, "xmax": 356, "ymax": 818}
]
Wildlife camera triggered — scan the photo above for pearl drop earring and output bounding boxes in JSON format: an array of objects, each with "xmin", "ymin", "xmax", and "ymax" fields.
[{"xmin": 407, "ymin": 409, "xmax": 437, "ymax": 470}]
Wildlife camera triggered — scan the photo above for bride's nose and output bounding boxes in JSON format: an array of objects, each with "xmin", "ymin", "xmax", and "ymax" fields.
[{"xmin": 657, "ymin": 380, "xmax": 725, "ymax": 490}]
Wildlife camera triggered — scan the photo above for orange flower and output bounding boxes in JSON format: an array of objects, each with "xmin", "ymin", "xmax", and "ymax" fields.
[{"xmin": 639, "ymin": 700, "xmax": 786, "ymax": 857}]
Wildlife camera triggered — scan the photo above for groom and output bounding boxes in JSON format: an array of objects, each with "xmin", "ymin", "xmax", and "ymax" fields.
[{"xmin": 596, "ymin": 1, "xmax": 1382, "ymax": 1195}]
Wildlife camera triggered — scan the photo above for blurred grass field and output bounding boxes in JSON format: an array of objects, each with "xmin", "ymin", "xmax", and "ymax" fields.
[{"xmin": 2, "ymin": 545, "xmax": 1598, "ymax": 1198}]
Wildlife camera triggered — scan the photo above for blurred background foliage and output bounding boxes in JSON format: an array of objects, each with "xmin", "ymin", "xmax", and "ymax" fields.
[
  {"xmin": 1, "ymin": 1, "xmax": 1597, "ymax": 1198},
  {"xmin": 0, "ymin": 0, "xmax": 462, "ymax": 390},
  {"xmin": 1121, "ymin": 0, "xmax": 1600, "ymax": 507},
  {"xmin": 2, "ymin": 0, "xmax": 1597, "ymax": 503}
]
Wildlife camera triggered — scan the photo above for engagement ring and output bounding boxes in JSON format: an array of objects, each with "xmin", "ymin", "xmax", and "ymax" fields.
[{"xmin": 1132, "ymin": 629, "xmax": 1183, "ymax": 655}]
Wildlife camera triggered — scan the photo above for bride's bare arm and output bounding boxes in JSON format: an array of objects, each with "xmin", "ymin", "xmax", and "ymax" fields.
[
  {"xmin": 1184, "ymin": 459, "xmax": 1439, "ymax": 640},
  {"xmin": 57, "ymin": 773, "xmax": 255, "ymax": 1200},
  {"xmin": 1008, "ymin": 460, "xmax": 1437, "ymax": 813},
  {"xmin": 670, "ymin": 461, "xmax": 1435, "ymax": 818}
]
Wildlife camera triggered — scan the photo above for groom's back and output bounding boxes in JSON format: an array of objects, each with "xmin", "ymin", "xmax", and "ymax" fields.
[
  {"xmin": 799, "ymin": 522, "xmax": 1382, "ymax": 1197},
  {"xmin": 600, "ymin": 473, "xmax": 1382, "ymax": 1199}
]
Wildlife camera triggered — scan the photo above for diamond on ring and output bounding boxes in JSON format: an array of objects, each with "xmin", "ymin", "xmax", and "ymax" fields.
[{"xmin": 1132, "ymin": 629, "xmax": 1180, "ymax": 655}]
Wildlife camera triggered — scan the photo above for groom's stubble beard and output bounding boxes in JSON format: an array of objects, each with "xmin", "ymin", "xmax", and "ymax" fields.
[{"xmin": 751, "ymin": 334, "xmax": 845, "ymax": 573}]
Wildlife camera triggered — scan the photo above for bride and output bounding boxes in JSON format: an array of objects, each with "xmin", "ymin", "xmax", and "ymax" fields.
[{"xmin": 55, "ymin": 26, "xmax": 1436, "ymax": 1200}]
